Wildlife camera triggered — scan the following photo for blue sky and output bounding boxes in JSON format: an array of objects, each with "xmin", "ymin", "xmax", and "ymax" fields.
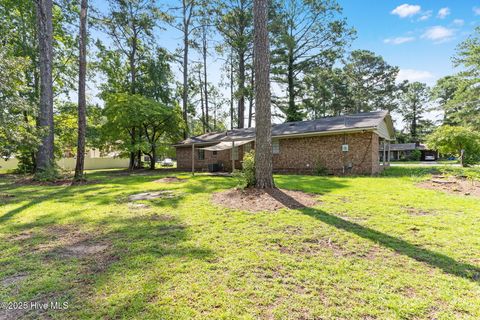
[{"xmin": 341, "ymin": 1, "xmax": 479, "ymax": 86}]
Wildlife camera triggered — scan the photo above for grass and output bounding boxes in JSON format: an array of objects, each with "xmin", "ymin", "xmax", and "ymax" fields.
[{"xmin": 1, "ymin": 167, "xmax": 480, "ymax": 319}]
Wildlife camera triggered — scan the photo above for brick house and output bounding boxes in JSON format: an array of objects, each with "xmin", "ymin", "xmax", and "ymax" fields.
[{"xmin": 174, "ymin": 111, "xmax": 395, "ymax": 175}]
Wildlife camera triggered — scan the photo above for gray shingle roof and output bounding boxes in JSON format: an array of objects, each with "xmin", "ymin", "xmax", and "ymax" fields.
[{"xmin": 175, "ymin": 110, "xmax": 391, "ymax": 146}]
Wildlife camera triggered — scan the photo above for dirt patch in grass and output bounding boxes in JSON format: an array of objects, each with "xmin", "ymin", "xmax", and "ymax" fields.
[
  {"xmin": 417, "ymin": 176, "xmax": 480, "ymax": 197},
  {"xmin": 0, "ymin": 292, "xmax": 69, "ymax": 320},
  {"xmin": 212, "ymin": 188, "xmax": 319, "ymax": 212},
  {"xmin": 154, "ymin": 176, "xmax": 186, "ymax": 183},
  {"xmin": 9, "ymin": 231, "xmax": 34, "ymax": 241},
  {"xmin": 403, "ymin": 206, "xmax": 434, "ymax": 216},
  {"xmin": 1, "ymin": 273, "xmax": 28, "ymax": 287},
  {"xmin": 128, "ymin": 190, "xmax": 176, "ymax": 201},
  {"xmin": 150, "ymin": 213, "xmax": 176, "ymax": 221},
  {"xmin": 128, "ymin": 203, "xmax": 150, "ymax": 209},
  {"xmin": 37, "ymin": 225, "xmax": 111, "ymax": 261}
]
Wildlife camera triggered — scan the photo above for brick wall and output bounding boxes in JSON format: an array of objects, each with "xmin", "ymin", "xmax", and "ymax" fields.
[
  {"xmin": 271, "ymin": 132, "xmax": 380, "ymax": 175},
  {"xmin": 176, "ymin": 132, "xmax": 381, "ymax": 175}
]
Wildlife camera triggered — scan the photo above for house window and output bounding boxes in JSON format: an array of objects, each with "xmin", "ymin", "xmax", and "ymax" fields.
[
  {"xmin": 232, "ymin": 147, "xmax": 239, "ymax": 160},
  {"xmin": 244, "ymin": 142, "xmax": 251, "ymax": 153},
  {"xmin": 213, "ymin": 151, "xmax": 218, "ymax": 156},
  {"xmin": 198, "ymin": 149, "xmax": 205, "ymax": 160},
  {"xmin": 272, "ymin": 140, "xmax": 280, "ymax": 154}
]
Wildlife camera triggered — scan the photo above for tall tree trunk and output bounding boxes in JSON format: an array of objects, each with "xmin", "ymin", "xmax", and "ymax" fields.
[
  {"xmin": 202, "ymin": 25, "xmax": 209, "ymax": 132},
  {"xmin": 74, "ymin": 0, "xmax": 88, "ymax": 181},
  {"xmin": 238, "ymin": 50, "xmax": 246, "ymax": 128},
  {"xmin": 35, "ymin": 0, "xmax": 55, "ymax": 173},
  {"xmin": 248, "ymin": 63, "xmax": 254, "ymax": 127},
  {"xmin": 230, "ymin": 52, "xmax": 234, "ymax": 130},
  {"xmin": 129, "ymin": 127, "xmax": 135, "ymax": 170},
  {"xmin": 181, "ymin": 0, "xmax": 192, "ymax": 139},
  {"xmin": 129, "ymin": 30, "xmax": 138, "ymax": 168},
  {"xmin": 199, "ymin": 68, "xmax": 205, "ymax": 132},
  {"xmin": 253, "ymin": 0, "xmax": 274, "ymax": 188},
  {"xmin": 150, "ymin": 148, "xmax": 156, "ymax": 170},
  {"xmin": 412, "ymin": 102, "xmax": 417, "ymax": 141},
  {"xmin": 182, "ymin": 34, "xmax": 189, "ymax": 138},
  {"xmin": 286, "ymin": 48, "xmax": 296, "ymax": 122},
  {"xmin": 137, "ymin": 130, "xmax": 142, "ymax": 168}
]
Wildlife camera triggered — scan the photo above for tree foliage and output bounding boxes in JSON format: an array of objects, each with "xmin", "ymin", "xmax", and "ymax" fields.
[
  {"xmin": 271, "ymin": 0, "xmax": 355, "ymax": 121},
  {"xmin": 398, "ymin": 82, "xmax": 430, "ymax": 142},
  {"xmin": 427, "ymin": 126, "xmax": 480, "ymax": 166}
]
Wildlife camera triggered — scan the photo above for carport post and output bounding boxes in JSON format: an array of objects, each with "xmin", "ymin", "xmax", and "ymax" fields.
[
  {"xmin": 387, "ymin": 141, "xmax": 391, "ymax": 166},
  {"xmin": 231, "ymin": 140, "xmax": 235, "ymax": 172},
  {"xmin": 382, "ymin": 140, "xmax": 386, "ymax": 167},
  {"xmin": 191, "ymin": 143, "xmax": 195, "ymax": 176}
]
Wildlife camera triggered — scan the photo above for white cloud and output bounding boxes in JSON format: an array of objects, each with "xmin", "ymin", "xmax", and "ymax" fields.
[
  {"xmin": 391, "ymin": 4, "xmax": 422, "ymax": 18},
  {"xmin": 421, "ymin": 26, "xmax": 455, "ymax": 42},
  {"xmin": 384, "ymin": 37, "xmax": 415, "ymax": 45},
  {"xmin": 474, "ymin": 7, "xmax": 480, "ymax": 15},
  {"xmin": 418, "ymin": 10, "xmax": 432, "ymax": 21},
  {"xmin": 437, "ymin": 7, "xmax": 450, "ymax": 19},
  {"xmin": 397, "ymin": 69, "xmax": 435, "ymax": 83},
  {"xmin": 453, "ymin": 19, "xmax": 464, "ymax": 26}
]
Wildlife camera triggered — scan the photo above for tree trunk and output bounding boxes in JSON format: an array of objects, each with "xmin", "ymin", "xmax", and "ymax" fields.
[
  {"xmin": 253, "ymin": 0, "xmax": 274, "ymax": 188},
  {"xmin": 129, "ymin": 127, "xmax": 135, "ymax": 170},
  {"xmin": 136, "ymin": 129, "xmax": 142, "ymax": 168},
  {"xmin": 182, "ymin": 2, "xmax": 190, "ymax": 138},
  {"xmin": 248, "ymin": 63, "xmax": 254, "ymax": 127},
  {"xmin": 286, "ymin": 48, "xmax": 297, "ymax": 122},
  {"xmin": 150, "ymin": 148, "xmax": 156, "ymax": 170},
  {"xmin": 412, "ymin": 102, "xmax": 417, "ymax": 141},
  {"xmin": 203, "ymin": 25, "xmax": 209, "ymax": 132},
  {"xmin": 35, "ymin": 0, "xmax": 55, "ymax": 173},
  {"xmin": 199, "ymin": 68, "xmax": 205, "ymax": 132},
  {"xmin": 230, "ymin": 51, "xmax": 234, "ymax": 130},
  {"xmin": 238, "ymin": 50, "xmax": 246, "ymax": 128},
  {"xmin": 74, "ymin": 0, "xmax": 88, "ymax": 181}
]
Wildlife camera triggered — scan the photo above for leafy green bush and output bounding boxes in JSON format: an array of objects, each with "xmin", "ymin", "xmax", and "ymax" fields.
[
  {"xmin": 408, "ymin": 149, "xmax": 422, "ymax": 161},
  {"xmin": 234, "ymin": 150, "xmax": 256, "ymax": 188},
  {"xmin": 33, "ymin": 164, "xmax": 60, "ymax": 182},
  {"xmin": 314, "ymin": 160, "xmax": 328, "ymax": 176},
  {"xmin": 15, "ymin": 152, "xmax": 35, "ymax": 174}
]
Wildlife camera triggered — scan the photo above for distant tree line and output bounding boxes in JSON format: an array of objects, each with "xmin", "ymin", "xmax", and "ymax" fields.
[{"xmin": 0, "ymin": 0, "xmax": 479, "ymax": 176}]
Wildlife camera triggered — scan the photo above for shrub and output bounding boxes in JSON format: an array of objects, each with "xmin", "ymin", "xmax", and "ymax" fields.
[
  {"xmin": 33, "ymin": 163, "xmax": 60, "ymax": 182},
  {"xmin": 234, "ymin": 150, "xmax": 256, "ymax": 188},
  {"xmin": 314, "ymin": 160, "xmax": 328, "ymax": 176},
  {"xmin": 408, "ymin": 149, "xmax": 422, "ymax": 161}
]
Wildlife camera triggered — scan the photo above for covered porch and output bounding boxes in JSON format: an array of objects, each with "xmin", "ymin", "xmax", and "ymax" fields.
[{"xmin": 188, "ymin": 139, "xmax": 254, "ymax": 174}]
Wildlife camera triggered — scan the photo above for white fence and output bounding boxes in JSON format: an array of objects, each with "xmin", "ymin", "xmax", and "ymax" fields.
[{"xmin": 0, "ymin": 157, "xmax": 129, "ymax": 171}]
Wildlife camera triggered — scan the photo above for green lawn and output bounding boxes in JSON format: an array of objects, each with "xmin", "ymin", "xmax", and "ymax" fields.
[{"xmin": 1, "ymin": 167, "xmax": 480, "ymax": 319}]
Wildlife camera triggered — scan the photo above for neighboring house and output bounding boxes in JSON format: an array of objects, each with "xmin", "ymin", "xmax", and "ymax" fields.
[
  {"xmin": 174, "ymin": 111, "xmax": 395, "ymax": 175},
  {"xmin": 380, "ymin": 143, "xmax": 438, "ymax": 161}
]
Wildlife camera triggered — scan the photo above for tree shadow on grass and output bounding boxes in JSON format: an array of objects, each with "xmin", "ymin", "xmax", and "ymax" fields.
[
  {"xmin": 3, "ymin": 211, "xmax": 214, "ymax": 319},
  {"xmin": 269, "ymin": 188, "xmax": 480, "ymax": 283},
  {"xmin": 0, "ymin": 186, "xmax": 104, "ymax": 224},
  {"xmin": 380, "ymin": 166, "xmax": 441, "ymax": 178}
]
